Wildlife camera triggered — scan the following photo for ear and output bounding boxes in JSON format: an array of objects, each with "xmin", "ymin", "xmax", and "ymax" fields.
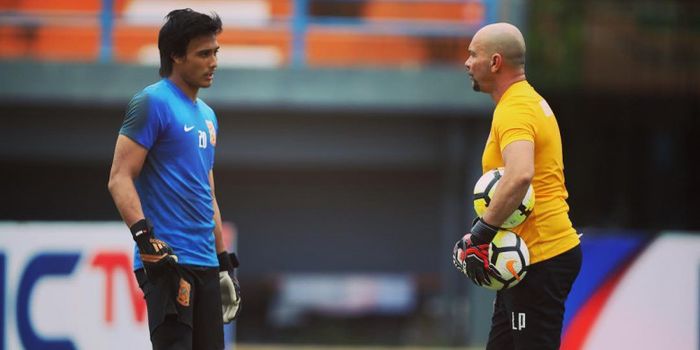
[
  {"xmin": 490, "ymin": 54, "xmax": 502, "ymax": 72},
  {"xmin": 171, "ymin": 53, "xmax": 185, "ymax": 65}
]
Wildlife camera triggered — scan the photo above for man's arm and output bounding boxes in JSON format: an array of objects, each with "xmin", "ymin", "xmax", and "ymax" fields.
[
  {"xmin": 108, "ymin": 135, "xmax": 148, "ymax": 227},
  {"xmin": 211, "ymin": 169, "xmax": 242, "ymax": 322},
  {"xmin": 453, "ymin": 140, "xmax": 534, "ymax": 286},
  {"xmin": 482, "ymin": 140, "xmax": 535, "ymax": 227},
  {"xmin": 209, "ymin": 170, "xmax": 226, "ymax": 254}
]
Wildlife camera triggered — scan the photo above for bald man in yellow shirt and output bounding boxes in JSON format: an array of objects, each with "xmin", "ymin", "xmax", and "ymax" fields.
[{"xmin": 452, "ymin": 23, "xmax": 582, "ymax": 350}]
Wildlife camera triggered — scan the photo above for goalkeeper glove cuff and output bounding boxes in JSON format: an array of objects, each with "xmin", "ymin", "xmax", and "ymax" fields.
[
  {"xmin": 471, "ymin": 218, "xmax": 500, "ymax": 244},
  {"xmin": 130, "ymin": 218, "xmax": 177, "ymax": 265}
]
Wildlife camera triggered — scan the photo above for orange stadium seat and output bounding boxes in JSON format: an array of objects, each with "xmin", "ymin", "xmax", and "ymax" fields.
[
  {"xmin": 0, "ymin": 26, "xmax": 30, "ymax": 58},
  {"xmin": 113, "ymin": 26, "xmax": 291, "ymax": 64},
  {"xmin": 306, "ymin": 31, "xmax": 465, "ymax": 67},
  {"xmin": 337, "ymin": 1, "xmax": 482, "ymax": 22},
  {"xmin": 269, "ymin": 0, "xmax": 293, "ymax": 18}
]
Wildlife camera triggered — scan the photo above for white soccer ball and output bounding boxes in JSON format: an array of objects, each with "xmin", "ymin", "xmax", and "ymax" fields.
[
  {"xmin": 473, "ymin": 168, "xmax": 535, "ymax": 228},
  {"xmin": 484, "ymin": 230, "xmax": 529, "ymax": 291}
]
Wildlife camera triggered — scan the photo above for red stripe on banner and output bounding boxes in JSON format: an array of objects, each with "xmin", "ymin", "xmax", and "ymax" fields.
[
  {"xmin": 91, "ymin": 252, "xmax": 147, "ymax": 324},
  {"xmin": 560, "ymin": 266, "xmax": 628, "ymax": 350}
]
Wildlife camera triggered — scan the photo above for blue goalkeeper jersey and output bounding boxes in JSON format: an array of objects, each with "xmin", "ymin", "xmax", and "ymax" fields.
[{"xmin": 120, "ymin": 79, "xmax": 218, "ymax": 269}]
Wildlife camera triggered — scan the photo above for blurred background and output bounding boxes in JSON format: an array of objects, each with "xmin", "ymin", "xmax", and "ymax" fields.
[{"xmin": 0, "ymin": 0, "xmax": 698, "ymax": 349}]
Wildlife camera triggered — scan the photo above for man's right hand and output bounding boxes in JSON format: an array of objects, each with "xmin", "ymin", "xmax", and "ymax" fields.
[{"xmin": 130, "ymin": 219, "xmax": 178, "ymax": 277}]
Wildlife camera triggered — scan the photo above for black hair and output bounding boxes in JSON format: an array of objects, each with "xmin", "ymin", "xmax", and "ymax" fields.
[{"xmin": 158, "ymin": 8, "xmax": 222, "ymax": 77}]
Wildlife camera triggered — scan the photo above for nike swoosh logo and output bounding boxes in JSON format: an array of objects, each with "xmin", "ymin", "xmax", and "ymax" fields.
[
  {"xmin": 506, "ymin": 260, "xmax": 521, "ymax": 280},
  {"xmin": 184, "ymin": 125, "xmax": 195, "ymax": 132}
]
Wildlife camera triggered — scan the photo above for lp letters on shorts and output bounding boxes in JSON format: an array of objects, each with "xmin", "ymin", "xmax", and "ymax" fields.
[{"xmin": 511, "ymin": 312, "xmax": 526, "ymax": 331}]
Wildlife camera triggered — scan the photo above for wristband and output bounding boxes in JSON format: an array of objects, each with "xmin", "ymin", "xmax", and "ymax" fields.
[
  {"xmin": 129, "ymin": 219, "xmax": 154, "ymax": 253},
  {"xmin": 129, "ymin": 219, "xmax": 151, "ymax": 238},
  {"xmin": 218, "ymin": 251, "xmax": 240, "ymax": 272}
]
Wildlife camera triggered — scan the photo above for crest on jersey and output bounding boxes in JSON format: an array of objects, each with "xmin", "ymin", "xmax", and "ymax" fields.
[{"xmin": 205, "ymin": 120, "xmax": 216, "ymax": 146}]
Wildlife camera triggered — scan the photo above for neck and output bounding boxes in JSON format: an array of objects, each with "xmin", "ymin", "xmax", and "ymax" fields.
[
  {"xmin": 490, "ymin": 73, "xmax": 526, "ymax": 103},
  {"xmin": 168, "ymin": 74, "xmax": 198, "ymax": 102}
]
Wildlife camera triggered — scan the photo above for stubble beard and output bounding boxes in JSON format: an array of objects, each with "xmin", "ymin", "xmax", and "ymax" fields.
[
  {"xmin": 188, "ymin": 73, "xmax": 210, "ymax": 89},
  {"xmin": 472, "ymin": 80, "xmax": 481, "ymax": 92}
]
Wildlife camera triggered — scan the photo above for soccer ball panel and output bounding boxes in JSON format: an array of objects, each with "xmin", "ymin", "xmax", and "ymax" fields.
[
  {"xmin": 482, "ymin": 230, "xmax": 530, "ymax": 291},
  {"xmin": 472, "ymin": 168, "xmax": 535, "ymax": 228}
]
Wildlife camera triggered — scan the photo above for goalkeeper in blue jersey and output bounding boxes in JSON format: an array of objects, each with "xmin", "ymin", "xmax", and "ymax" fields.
[{"xmin": 108, "ymin": 8, "xmax": 240, "ymax": 350}]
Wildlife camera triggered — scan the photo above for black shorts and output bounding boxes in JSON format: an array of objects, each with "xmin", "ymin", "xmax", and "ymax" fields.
[
  {"xmin": 486, "ymin": 244, "xmax": 582, "ymax": 350},
  {"xmin": 135, "ymin": 264, "xmax": 224, "ymax": 350}
]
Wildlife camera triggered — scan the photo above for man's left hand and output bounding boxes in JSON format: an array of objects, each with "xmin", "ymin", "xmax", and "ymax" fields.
[
  {"xmin": 218, "ymin": 251, "xmax": 241, "ymax": 323},
  {"xmin": 453, "ymin": 233, "xmax": 491, "ymax": 286},
  {"xmin": 452, "ymin": 218, "xmax": 500, "ymax": 286}
]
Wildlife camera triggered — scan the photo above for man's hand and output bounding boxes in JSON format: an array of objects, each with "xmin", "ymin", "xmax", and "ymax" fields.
[
  {"xmin": 452, "ymin": 218, "xmax": 500, "ymax": 286},
  {"xmin": 218, "ymin": 251, "xmax": 241, "ymax": 323},
  {"xmin": 453, "ymin": 233, "xmax": 491, "ymax": 286},
  {"xmin": 130, "ymin": 219, "xmax": 178, "ymax": 278}
]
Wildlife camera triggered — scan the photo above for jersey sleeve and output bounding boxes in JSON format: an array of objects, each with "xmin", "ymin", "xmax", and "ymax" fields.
[
  {"xmin": 493, "ymin": 101, "xmax": 536, "ymax": 151},
  {"xmin": 119, "ymin": 92, "xmax": 162, "ymax": 150}
]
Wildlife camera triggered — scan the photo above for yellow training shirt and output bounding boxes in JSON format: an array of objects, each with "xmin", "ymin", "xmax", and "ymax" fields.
[{"xmin": 482, "ymin": 80, "xmax": 579, "ymax": 264}]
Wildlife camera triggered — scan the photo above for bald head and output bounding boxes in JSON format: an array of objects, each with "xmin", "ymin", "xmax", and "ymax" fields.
[{"xmin": 472, "ymin": 22, "xmax": 526, "ymax": 68}]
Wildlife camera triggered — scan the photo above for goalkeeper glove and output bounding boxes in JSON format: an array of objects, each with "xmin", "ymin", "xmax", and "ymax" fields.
[
  {"xmin": 218, "ymin": 251, "xmax": 241, "ymax": 323},
  {"xmin": 130, "ymin": 219, "xmax": 178, "ymax": 278},
  {"xmin": 452, "ymin": 218, "xmax": 499, "ymax": 286}
]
